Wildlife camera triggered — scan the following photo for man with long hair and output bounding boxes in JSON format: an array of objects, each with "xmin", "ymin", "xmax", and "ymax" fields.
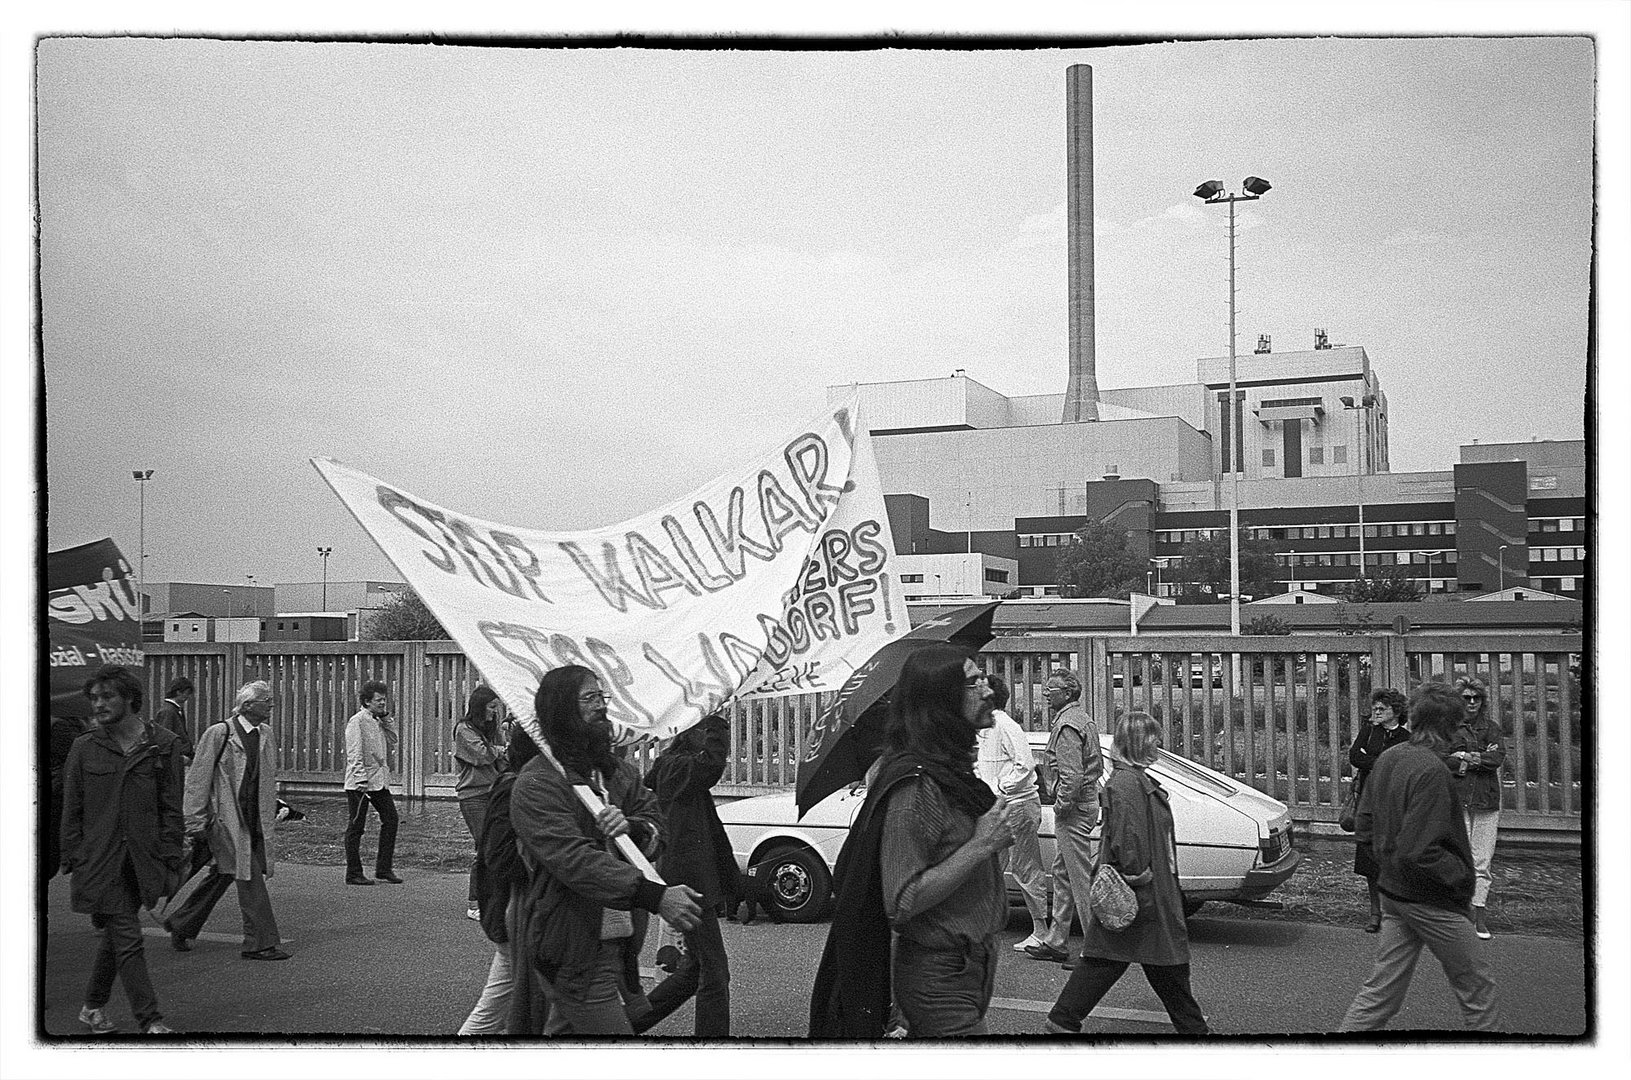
[
  {"xmin": 1339, "ymin": 681, "xmax": 1503, "ymax": 1031},
  {"xmin": 61, "ymin": 666, "xmax": 186, "ymax": 1033},
  {"xmin": 810, "ymin": 644, "xmax": 1020, "ymax": 1038},
  {"xmin": 508, "ymin": 665, "xmax": 701, "ymax": 1036},
  {"xmin": 1449, "ymin": 674, "xmax": 1505, "ymax": 940}
]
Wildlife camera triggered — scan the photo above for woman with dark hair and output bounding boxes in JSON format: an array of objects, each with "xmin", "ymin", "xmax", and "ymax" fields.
[
  {"xmin": 1045, "ymin": 711, "xmax": 1208, "ymax": 1036},
  {"xmin": 453, "ymin": 685, "xmax": 507, "ymax": 920},
  {"xmin": 508, "ymin": 665, "xmax": 701, "ymax": 1036},
  {"xmin": 810, "ymin": 644, "xmax": 1020, "ymax": 1038},
  {"xmin": 1449, "ymin": 674, "xmax": 1506, "ymax": 940},
  {"xmin": 1348, "ymin": 687, "xmax": 1411, "ymax": 932}
]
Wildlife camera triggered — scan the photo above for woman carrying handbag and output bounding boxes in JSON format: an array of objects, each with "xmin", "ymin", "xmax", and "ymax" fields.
[
  {"xmin": 1347, "ymin": 688, "xmax": 1411, "ymax": 932},
  {"xmin": 1045, "ymin": 711, "xmax": 1208, "ymax": 1036}
]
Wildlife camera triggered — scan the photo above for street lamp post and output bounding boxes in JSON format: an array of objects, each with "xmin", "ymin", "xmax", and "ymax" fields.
[
  {"xmin": 1194, "ymin": 176, "xmax": 1272, "ymax": 639},
  {"xmin": 317, "ymin": 546, "xmax": 333, "ymax": 611},
  {"xmin": 131, "ymin": 470, "xmax": 153, "ymax": 614}
]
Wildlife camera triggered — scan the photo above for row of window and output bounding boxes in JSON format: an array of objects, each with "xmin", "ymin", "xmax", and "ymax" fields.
[
  {"xmin": 1019, "ymin": 532, "xmax": 1079, "ymax": 547},
  {"xmin": 1530, "ymin": 547, "xmax": 1586, "ymax": 563},
  {"xmin": 1528, "ymin": 517, "xmax": 1584, "ymax": 534},
  {"xmin": 1153, "ymin": 521, "xmax": 1457, "ymax": 545},
  {"xmin": 1262, "ymin": 445, "xmax": 1349, "ymax": 467},
  {"xmin": 1532, "ymin": 576, "xmax": 1581, "ymax": 592}
]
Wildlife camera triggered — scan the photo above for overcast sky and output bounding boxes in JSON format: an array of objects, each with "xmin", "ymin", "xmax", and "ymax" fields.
[{"xmin": 36, "ymin": 35, "xmax": 1595, "ymax": 588}]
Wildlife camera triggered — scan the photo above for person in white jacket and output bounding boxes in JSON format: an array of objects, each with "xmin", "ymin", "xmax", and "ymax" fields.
[
  {"xmin": 344, "ymin": 681, "xmax": 400, "ymax": 885},
  {"xmin": 975, "ymin": 674, "xmax": 1050, "ymax": 951}
]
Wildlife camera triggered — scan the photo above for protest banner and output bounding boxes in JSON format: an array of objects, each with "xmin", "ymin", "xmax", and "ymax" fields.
[
  {"xmin": 312, "ymin": 392, "xmax": 908, "ymax": 747},
  {"xmin": 45, "ymin": 538, "xmax": 146, "ymax": 718}
]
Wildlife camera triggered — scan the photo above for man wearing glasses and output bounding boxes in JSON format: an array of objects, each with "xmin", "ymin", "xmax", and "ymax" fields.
[
  {"xmin": 1025, "ymin": 667, "xmax": 1103, "ymax": 966},
  {"xmin": 1448, "ymin": 675, "xmax": 1505, "ymax": 941}
]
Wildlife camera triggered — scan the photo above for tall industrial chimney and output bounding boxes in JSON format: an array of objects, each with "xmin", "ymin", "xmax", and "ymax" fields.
[{"xmin": 1061, "ymin": 63, "xmax": 1100, "ymax": 423}]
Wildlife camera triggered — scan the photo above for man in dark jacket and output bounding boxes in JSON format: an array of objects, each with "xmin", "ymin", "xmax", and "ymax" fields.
[
  {"xmin": 1339, "ymin": 681, "xmax": 1503, "ymax": 1031},
  {"xmin": 631, "ymin": 713, "xmax": 738, "ymax": 1036},
  {"xmin": 153, "ymin": 676, "xmax": 196, "ymax": 765},
  {"xmin": 60, "ymin": 666, "xmax": 186, "ymax": 1034}
]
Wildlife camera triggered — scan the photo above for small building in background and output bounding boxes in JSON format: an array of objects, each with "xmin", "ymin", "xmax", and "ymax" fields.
[
  {"xmin": 275, "ymin": 580, "xmax": 409, "ymax": 639},
  {"xmin": 892, "ymin": 552, "xmax": 1019, "ymax": 601},
  {"xmin": 157, "ymin": 612, "xmax": 211, "ymax": 643},
  {"xmin": 212, "ymin": 617, "xmax": 266, "ymax": 642},
  {"xmin": 263, "ymin": 613, "xmax": 350, "ymax": 642}
]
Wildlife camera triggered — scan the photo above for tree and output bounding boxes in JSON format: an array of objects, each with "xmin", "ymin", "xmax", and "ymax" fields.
[
  {"xmin": 1242, "ymin": 614, "xmax": 1292, "ymax": 636},
  {"xmin": 1169, "ymin": 531, "xmax": 1281, "ymax": 605},
  {"xmin": 368, "ymin": 588, "xmax": 450, "ymax": 640},
  {"xmin": 1055, "ymin": 522, "xmax": 1148, "ymax": 600},
  {"xmin": 1341, "ymin": 565, "xmax": 1422, "ymax": 603}
]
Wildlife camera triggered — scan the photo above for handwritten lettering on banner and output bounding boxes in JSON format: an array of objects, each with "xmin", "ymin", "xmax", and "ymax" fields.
[{"xmin": 313, "ymin": 395, "xmax": 907, "ymax": 745}]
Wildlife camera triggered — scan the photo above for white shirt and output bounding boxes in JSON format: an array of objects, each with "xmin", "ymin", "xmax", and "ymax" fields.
[{"xmin": 975, "ymin": 709, "xmax": 1038, "ymax": 799}]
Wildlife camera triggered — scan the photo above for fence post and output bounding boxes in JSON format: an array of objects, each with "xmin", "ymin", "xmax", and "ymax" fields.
[
  {"xmin": 403, "ymin": 641, "xmax": 427, "ymax": 799},
  {"xmin": 1083, "ymin": 636, "xmax": 1108, "ymax": 722},
  {"xmin": 1373, "ymin": 632, "xmax": 1407, "ymax": 693}
]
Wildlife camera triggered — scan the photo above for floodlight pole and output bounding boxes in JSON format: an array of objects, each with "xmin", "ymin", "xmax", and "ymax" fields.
[
  {"xmin": 317, "ymin": 547, "xmax": 333, "ymax": 610},
  {"xmin": 132, "ymin": 470, "xmax": 153, "ymax": 614}
]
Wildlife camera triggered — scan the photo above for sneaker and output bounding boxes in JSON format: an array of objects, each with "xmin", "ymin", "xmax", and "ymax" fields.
[
  {"xmin": 241, "ymin": 946, "xmax": 292, "ymax": 961},
  {"xmin": 142, "ymin": 1021, "xmax": 176, "ymax": 1034},
  {"xmin": 883, "ymin": 1024, "xmax": 908, "ymax": 1039},
  {"xmin": 1013, "ymin": 933, "xmax": 1044, "ymax": 952},
  {"xmin": 78, "ymin": 1005, "xmax": 116, "ymax": 1035},
  {"xmin": 1045, "ymin": 1018, "xmax": 1080, "ymax": 1035},
  {"xmin": 1473, "ymin": 906, "xmax": 1492, "ymax": 940},
  {"xmin": 466, "ymin": 903, "xmax": 481, "ymax": 921}
]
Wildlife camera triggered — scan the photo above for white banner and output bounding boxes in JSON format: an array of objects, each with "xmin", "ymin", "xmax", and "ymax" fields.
[{"xmin": 312, "ymin": 394, "xmax": 908, "ymax": 746}]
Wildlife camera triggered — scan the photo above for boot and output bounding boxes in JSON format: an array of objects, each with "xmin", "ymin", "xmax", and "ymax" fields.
[{"xmin": 1473, "ymin": 905, "xmax": 1491, "ymax": 940}]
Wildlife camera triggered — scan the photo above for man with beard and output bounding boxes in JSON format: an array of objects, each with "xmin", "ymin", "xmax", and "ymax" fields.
[
  {"xmin": 507, "ymin": 665, "xmax": 702, "ymax": 1036},
  {"xmin": 60, "ymin": 665, "xmax": 186, "ymax": 1033}
]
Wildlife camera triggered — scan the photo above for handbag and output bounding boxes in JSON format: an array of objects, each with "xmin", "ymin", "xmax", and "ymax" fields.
[
  {"xmin": 1339, "ymin": 776, "xmax": 1360, "ymax": 833},
  {"xmin": 1088, "ymin": 863, "xmax": 1139, "ymax": 931}
]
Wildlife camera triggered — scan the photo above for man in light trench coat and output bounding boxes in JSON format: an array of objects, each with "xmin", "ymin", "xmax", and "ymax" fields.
[{"xmin": 162, "ymin": 680, "xmax": 289, "ymax": 961}]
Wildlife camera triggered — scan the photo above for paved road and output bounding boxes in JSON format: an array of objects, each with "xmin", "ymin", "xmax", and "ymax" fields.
[{"xmin": 37, "ymin": 862, "xmax": 1587, "ymax": 1039}]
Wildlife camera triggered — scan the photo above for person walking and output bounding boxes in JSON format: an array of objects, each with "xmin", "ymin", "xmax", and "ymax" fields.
[
  {"xmin": 457, "ymin": 723, "xmax": 542, "ymax": 1036},
  {"xmin": 454, "ymin": 686, "xmax": 507, "ymax": 919},
  {"xmin": 153, "ymin": 676, "xmax": 196, "ymax": 766},
  {"xmin": 344, "ymin": 680, "xmax": 401, "ymax": 885},
  {"xmin": 1045, "ymin": 711, "xmax": 1208, "ymax": 1036},
  {"xmin": 810, "ymin": 644, "xmax": 1020, "ymax": 1038},
  {"xmin": 1348, "ymin": 688, "xmax": 1411, "ymax": 933},
  {"xmin": 164, "ymin": 680, "xmax": 289, "ymax": 962},
  {"xmin": 976, "ymin": 674, "xmax": 1050, "ymax": 953},
  {"xmin": 631, "ymin": 712, "xmax": 738, "ymax": 1036},
  {"xmin": 508, "ymin": 665, "xmax": 702, "ymax": 1036},
  {"xmin": 1449, "ymin": 674, "xmax": 1505, "ymax": 940},
  {"xmin": 60, "ymin": 666, "xmax": 186, "ymax": 1034},
  {"xmin": 1025, "ymin": 666, "xmax": 1103, "ymax": 966},
  {"xmin": 1339, "ymin": 681, "xmax": 1503, "ymax": 1031}
]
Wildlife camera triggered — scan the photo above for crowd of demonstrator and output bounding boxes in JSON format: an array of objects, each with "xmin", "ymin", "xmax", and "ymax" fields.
[{"xmin": 50, "ymin": 656, "xmax": 1507, "ymax": 1036}]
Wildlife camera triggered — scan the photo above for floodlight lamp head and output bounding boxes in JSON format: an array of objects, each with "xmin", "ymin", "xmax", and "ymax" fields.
[
  {"xmin": 1242, "ymin": 176, "xmax": 1272, "ymax": 196},
  {"xmin": 1193, "ymin": 180, "xmax": 1224, "ymax": 200},
  {"xmin": 1339, "ymin": 395, "xmax": 1355, "ymax": 407}
]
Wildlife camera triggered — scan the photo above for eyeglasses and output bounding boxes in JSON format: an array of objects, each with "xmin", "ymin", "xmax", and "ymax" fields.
[
  {"xmin": 578, "ymin": 691, "xmax": 608, "ymax": 705},
  {"xmin": 1461, "ymin": 694, "xmax": 1483, "ymax": 704},
  {"xmin": 964, "ymin": 674, "xmax": 990, "ymax": 687}
]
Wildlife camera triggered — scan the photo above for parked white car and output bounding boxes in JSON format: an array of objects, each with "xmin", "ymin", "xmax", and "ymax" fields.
[{"xmin": 716, "ymin": 731, "xmax": 1300, "ymax": 923}]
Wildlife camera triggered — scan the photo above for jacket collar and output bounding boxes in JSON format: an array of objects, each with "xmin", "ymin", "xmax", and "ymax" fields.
[{"xmin": 85, "ymin": 720, "xmax": 160, "ymax": 756}]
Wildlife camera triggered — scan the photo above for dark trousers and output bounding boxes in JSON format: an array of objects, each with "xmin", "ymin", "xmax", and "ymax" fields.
[
  {"xmin": 635, "ymin": 908, "xmax": 730, "ymax": 1036},
  {"xmin": 344, "ymin": 787, "xmax": 398, "ymax": 876},
  {"xmin": 1049, "ymin": 957, "xmax": 1209, "ymax": 1034},
  {"xmin": 891, "ymin": 936, "xmax": 997, "ymax": 1037},
  {"xmin": 458, "ymin": 795, "xmax": 488, "ymax": 903},
  {"xmin": 165, "ymin": 837, "xmax": 280, "ymax": 952},
  {"xmin": 84, "ymin": 859, "xmax": 162, "ymax": 1029}
]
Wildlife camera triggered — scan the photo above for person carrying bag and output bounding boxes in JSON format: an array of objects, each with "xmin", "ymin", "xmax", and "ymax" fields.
[{"xmin": 1045, "ymin": 712, "xmax": 1209, "ymax": 1036}]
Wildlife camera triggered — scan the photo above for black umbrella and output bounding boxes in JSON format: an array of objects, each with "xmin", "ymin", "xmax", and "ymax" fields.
[{"xmin": 795, "ymin": 600, "xmax": 1000, "ymax": 817}]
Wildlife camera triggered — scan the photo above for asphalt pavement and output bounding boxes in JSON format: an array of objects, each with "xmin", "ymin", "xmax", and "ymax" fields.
[{"xmin": 36, "ymin": 862, "xmax": 1588, "ymax": 1040}]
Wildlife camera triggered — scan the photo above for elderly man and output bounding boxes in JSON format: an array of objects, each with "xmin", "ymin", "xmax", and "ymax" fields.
[
  {"xmin": 61, "ymin": 666, "xmax": 186, "ymax": 1033},
  {"xmin": 163, "ymin": 680, "xmax": 289, "ymax": 961},
  {"xmin": 1339, "ymin": 681, "xmax": 1503, "ymax": 1031},
  {"xmin": 1025, "ymin": 666, "xmax": 1103, "ymax": 965}
]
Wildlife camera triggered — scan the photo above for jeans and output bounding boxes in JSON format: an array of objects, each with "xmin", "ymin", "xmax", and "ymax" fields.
[
  {"xmin": 892, "ymin": 936, "xmax": 996, "ymax": 1037},
  {"xmin": 540, "ymin": 940, "xmax": 634, "ymax": 1036},
  {"xmin": 1339, "ymin": 895, "xmax": 1503, "ymax": 1031},
  {"xmin": 459, "ymin": 948, "xmax": 513, "ymax": 1035},
  {"xmin": 636, "ymin": 908, "xmax": 730, "ymax": 1036},
  {"xmin": 344, "ymin": 787, "xmax": 399, "ymax": 876},
  {"xmin": 1005, "ymin": 798, "xmax": 1049, "ymax": 936},
  {"xmin": 1464, "ymin": 807, "xmax": 1499, "ymax": 907},
  {"xmin": 1041, "ymin": 805, "xmax": 1097, "ymax": 951},
  {"xmin": 1049, "ymin": 957, "xmax": 1208, "ymax": 1034},
  {"xmin": 164, "ymin": 836, "xmax": 280, "ymax": 952},
  {"xmin": 84, "ymin": 858, "xmax": 162, "ymax": 1030},
  {"xmin": 459, "ymin": 795, "xmax": 488, "ymax": 903}
]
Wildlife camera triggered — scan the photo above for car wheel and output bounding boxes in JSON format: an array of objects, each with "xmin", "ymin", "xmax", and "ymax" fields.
[{"xmin": 759, "ymin": 844, "xmax": 832, "ymax": 923}]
